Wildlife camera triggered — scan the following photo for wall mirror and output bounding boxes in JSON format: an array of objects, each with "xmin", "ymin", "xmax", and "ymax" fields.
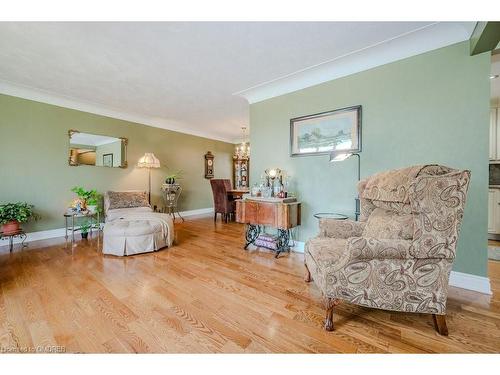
[{"xmin": 68, "ymin": 130, "xmax": 128, "ymax": 168}]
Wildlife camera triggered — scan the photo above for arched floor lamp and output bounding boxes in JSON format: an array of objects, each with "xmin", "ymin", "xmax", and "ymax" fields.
[{"xmin": 330, "ymin": 151, "xmax": 361, "ymax": 220}]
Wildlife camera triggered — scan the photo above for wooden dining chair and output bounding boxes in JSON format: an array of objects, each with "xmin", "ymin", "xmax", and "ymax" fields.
[{"xmin": 209, "ymin": 179, "xmax": 235, "ymax": 223}]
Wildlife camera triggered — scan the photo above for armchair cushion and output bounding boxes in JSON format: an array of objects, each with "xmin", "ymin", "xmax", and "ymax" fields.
[
  {"xmin": 362, "ymin": 207, "xmax": 414, "ymax": 240},
  {"xmin": 361, "ymin": 164, "xmax": 454, "ymax": 204},
  {"xmin": 409, "ymin": 170, "xmax": 471, "ymax": 259},
  {"xmin": 305, "ymin": 238, "xmax": 349, "ymax": 268},
  {"xmin": 305, "ymin": 236, "xmax": 453, "ymax": 314},
  {"xmin": 347, "ymin": 237, "xmax": 413, "ymax": 260},
  {"xmin": 361, "ymin": 165, "xmax": 427, "ymax": 203},
  {"xmin": 319, "ymin": 219, "xmax": 365, "ymax": 239}
]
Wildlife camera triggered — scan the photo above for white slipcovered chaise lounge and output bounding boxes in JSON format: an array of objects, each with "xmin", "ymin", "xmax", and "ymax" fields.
[{"xmin": 102, "ymin": 191, "xmax": 174, "ymax": 256}]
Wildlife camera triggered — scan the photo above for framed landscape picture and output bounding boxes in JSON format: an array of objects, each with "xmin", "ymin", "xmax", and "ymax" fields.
[{"xmin": 290, "ymin": 105, "xmax": 361, "ymax": 157}]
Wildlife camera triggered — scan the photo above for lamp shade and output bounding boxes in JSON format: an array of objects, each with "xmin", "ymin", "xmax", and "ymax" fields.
[
  {"xmin": 137, "ymin": 153, "xmax": 160, "ymax": 168},
  {"xmin": 329, "ymin": 152, "xmax": 352, "ymax": 162},
  {"xmin": 265, "ymin": 168, "xmax": 281, "ymax": 178}
]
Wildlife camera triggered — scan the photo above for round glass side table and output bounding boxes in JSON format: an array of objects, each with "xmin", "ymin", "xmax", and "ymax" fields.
[
  {"xmin": 313, "ymin": 213, "xmax": 348, "ymax": 220},
  {"xmin": 64, "ymin": 210, "xmax": 100, "ymax": 241}
]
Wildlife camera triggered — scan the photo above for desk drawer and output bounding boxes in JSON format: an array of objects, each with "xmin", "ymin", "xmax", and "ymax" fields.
[
  {"xmin": 244, "ymin": 201, "xmax": 259, "ymax": 223},
  {"xmin": 257, "ymin": 202, "xmax": 277, "ymax": 226},
  {"xmin": 236, "ymin": 200, "xmax": 277, "ymax": 226}
]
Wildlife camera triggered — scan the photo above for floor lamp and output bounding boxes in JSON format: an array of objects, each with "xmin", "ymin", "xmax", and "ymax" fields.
[
  {"xmin": 330, "ymin": 151, "xmax": 361, "ymax": 220},
  {"xmin": 138, "ymin": 153, "xmax": 161, "ymax": 204}
]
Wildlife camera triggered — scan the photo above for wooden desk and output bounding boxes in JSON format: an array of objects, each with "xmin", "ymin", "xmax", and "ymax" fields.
[{"xmin": 236, "ymin": 199, "xmax": 301, "ymax": 258}]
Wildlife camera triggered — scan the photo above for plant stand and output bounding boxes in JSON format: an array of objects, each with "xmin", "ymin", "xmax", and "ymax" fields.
[
  {"xmin": 0, "ymin": 229, "xmax": 27, "ymax": 253},
  {"xmin": 161, "ymin": 183, "xmax": 184, "ymax": 222}
]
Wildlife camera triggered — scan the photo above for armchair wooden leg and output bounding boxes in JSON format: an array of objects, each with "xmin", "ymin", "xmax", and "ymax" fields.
[
  {"xmin": 433, "ymin": 314, "xmax": 449, "ymax": 336},
  {"xmin": 304, "ymin": 263, "xmax": 312, "ymax": 282},
  {"xmin": 214, "ymin": 213, "xmax": 217, "ymax": 222},
  {"xmin": 324, "ymin": 297, "xmax": 341, "ymax": 331}
]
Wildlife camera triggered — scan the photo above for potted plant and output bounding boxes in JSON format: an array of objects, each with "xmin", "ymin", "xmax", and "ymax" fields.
[
  {"xmin": 71, "ymin": 186, "xmax": 101, "ymax": 213},
  {"xmin": 165, "ymin": 170, "xmax": 183, "ymax": 185},
  {"xmin": 0, "ymin": 202, "xmax": 40, "ymax": 234},
  {"xmin": 80, "ymin": 220, "xmax": 92, "ymax": 239},
  {"xmin": 86, "ymin": 193, "xmax": 102, "ymax": 214}
]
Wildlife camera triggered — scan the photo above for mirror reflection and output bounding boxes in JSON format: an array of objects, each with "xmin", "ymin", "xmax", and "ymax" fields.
[{"xmin": 68, "ymin": 130, "xmax": 127, "ymax": 168}]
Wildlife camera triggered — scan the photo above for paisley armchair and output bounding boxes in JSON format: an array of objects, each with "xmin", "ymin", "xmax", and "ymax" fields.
[{"xmin": 304, "ymin": 165, "xmax": 471, "ymax": 335}]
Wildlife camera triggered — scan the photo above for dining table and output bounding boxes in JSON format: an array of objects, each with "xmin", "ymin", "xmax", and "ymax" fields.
[{"xmin": 227, "ymin": 189, "xmax": 249, "ymax": 200}]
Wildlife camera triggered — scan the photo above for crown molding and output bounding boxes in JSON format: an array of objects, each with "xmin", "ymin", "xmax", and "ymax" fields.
[
  {"xmin": 0, "ymin": 80, "xmax": 234, "ymax": 143},
  {"xmin": 235, "ymin": 22, "xmax": 476, "ymax": 104}
]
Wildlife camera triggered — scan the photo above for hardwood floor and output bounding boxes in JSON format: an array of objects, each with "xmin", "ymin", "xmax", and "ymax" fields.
[
  {"xmin": 0, "ymin": 216, "xmax": 499, "ymax": 353},
  {"xmin": 488, "ymin": 239, "xmax": 500, "ymax": 247}
]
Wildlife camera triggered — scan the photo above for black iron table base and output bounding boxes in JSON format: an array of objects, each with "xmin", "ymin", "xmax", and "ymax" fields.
[
  {"xmin": 275, "ymin": 229, "xmax": 291, "ymax": 258},
  {"xmin": 244, "ymin": 224, "xmax": 291, "ymax": 258},
  {"xmin": 0, "ymin": 230, "xmax": 28, "ymax": 253},
  {"xmin": 244, "ymin": 224, "xmax": 260, "ymax": 249}
]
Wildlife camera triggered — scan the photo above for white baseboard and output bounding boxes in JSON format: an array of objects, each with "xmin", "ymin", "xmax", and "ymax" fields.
[
  {"xmin": 291, "ymin": 240, "xmax": 492, "ymax": 295},
  {"xmin": 291, "ymin": 240, "xmax": 305, "ymax": 253},
  {"xmin": 4, "ymin": 218, "xmax": 492, "ymax": 295},
  {"xmin": 0, "ymin": 227, "xmax": 67, "ymax": 247},
  {"xmin": 179, "ymin": 207, "xmax": 214, "ymax": 217},
  {"xmin": 448, "ymin": 271, "xmax": 492, "ymax": 295},
  {"xmin": 1, "ymin": 207, "xmax": 215, "ymax": 247}
]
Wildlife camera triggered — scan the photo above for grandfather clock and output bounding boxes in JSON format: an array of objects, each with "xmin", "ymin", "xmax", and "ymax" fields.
[{"xmin": 204, "ymin": 151, "xmax": 214, "ymax": 179}]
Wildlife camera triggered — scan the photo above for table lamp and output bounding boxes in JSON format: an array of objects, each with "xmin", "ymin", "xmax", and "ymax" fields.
[
  {"xmin": 138, "ymin": 152, "xmax": 161, "ymax": 204},
  {"xmin": 265, "ymin": 168, "xmax": 281, "ymax": 184}
]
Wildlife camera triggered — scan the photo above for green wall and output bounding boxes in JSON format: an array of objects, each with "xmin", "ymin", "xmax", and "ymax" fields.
[
  {"xmin": 95, "ymin": 140, "xmax": 122, "ymax": 167},
  {"xmin": 0, "ymin": 94, "xmax": 234, "ymax": 232},
  {"xmin": 250, "ymin": 42, "xmax": 491, "ymax": 277}
]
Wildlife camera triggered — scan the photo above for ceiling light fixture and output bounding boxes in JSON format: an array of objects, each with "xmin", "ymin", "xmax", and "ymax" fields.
[
  {"xmin": 491, "ymin": 74, "xmax": 499, "ymax": 80},
  {"xmin": 234, "ymin": 126, "xmax": 250, "ymax": 159}
]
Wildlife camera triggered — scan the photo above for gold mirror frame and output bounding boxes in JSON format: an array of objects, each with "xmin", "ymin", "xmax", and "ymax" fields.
[{"xmin": 68, "ymin": 129, "xmax": 128, "ymax": 168}]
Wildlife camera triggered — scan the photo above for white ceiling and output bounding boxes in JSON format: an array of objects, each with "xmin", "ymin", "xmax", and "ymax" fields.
[
  {"xmin": 0, "ymin": 22, "xmax": 475, "ymax": 142},
  {"xmin": 70, "ymin": 132, "xmax": 120, "ymax": 146}
]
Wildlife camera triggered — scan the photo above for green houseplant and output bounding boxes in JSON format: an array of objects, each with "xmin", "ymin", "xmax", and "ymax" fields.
[
  {"xmin": 80, "ymin": 220, "xmax": 92, "ymax": 239},
  {"xmin": 85, "ymin": 193, "xmax": 102, "ymax": 214},
  {"xmin": 0, "ymin": 202, "xmax": 40, "ymax": 234},
  {"xmin": 71, "ymin": 186, "xmax": 102, "ymax": 213},
  {"xmin": 165, "ymin": 170, "xmax": 183, "ymax": 184}
]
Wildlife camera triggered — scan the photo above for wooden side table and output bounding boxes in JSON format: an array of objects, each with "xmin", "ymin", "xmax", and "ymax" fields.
[
  {"xmin": 0, "ymin": 229, "xmax": 27, "ymax": 253},
  {"xmin": 236, "ymin": 199, "xmax": 301, "ymax": 258}
]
